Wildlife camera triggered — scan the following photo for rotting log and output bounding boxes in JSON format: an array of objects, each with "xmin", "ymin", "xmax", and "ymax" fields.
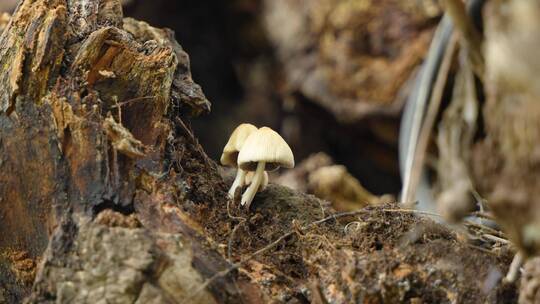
[
  {"xmin": 475, "ymin": 1, "xmax": 540, "ymax": 257},
  {"xmin": 471, "ymin": 2, "xmax": 540, "ymax": 301},
  {"xmin": 0, "ymin": 0, "xmax": 245, "ymax": 303}
]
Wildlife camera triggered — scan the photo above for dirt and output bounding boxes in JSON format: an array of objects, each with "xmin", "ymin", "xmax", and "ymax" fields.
[
  {"xmin": 183, "ymin": 177, "xmax": 517, "ymax": 303},
  {"xmin": 175, "ymin": 157, "xmax": 510, "ymax": 300}
]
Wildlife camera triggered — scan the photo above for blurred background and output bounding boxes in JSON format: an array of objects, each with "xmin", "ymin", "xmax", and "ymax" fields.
[
  {"xmin": 1, "ymin": 0, "xmax": 443, "ymax": 202},
  {"xmin": 123, "ymin": 0, "xmax": 444, "ymax": 198}
]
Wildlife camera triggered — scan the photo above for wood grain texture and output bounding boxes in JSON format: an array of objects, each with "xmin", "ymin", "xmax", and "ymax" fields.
[{"xmin": 0, "ymin": 0, "xmax": 243, "ymax": 303}]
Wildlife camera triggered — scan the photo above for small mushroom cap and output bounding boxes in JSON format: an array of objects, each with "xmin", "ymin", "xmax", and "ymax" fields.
[
  {"xmin": 220, "ymin": 123, "xmax": 258, "ymax": 167},
  {"xmin": 238, "ymin": 127, "xmax": 294, "ymax": 171},
  {"xmin": 245, "ymin": 171, "xmax": 269, "ymax": 191}
]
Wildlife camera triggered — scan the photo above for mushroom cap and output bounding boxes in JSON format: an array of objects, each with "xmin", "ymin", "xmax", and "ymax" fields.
[
  {"xmin": 246, "ymin": 171, "xmax": 269, "ymax": 191},
  {"xmin": 220, "ymin": 123, "xmax": 258, "ymax": 167},
  {"xmin": 238, "ymin": 127, "xmax": 294, "ymax": 171}
]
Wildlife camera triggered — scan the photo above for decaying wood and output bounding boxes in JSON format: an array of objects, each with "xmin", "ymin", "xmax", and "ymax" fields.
[
  {"xmin": 520, "ymin": 257, "xmax": 540, "ymax": 304},
  {"xmin": 0, "ymin": 0, "xmax": 240, "ymax": 302},
  {"xmin": 263, "ymin": 0, "xmax": 440, "ymax": 122},
  {"xmin": 276, "ymin": 153, "xmax": 387, "ymax": 211},
  {"xmin": 474, "ymin": 0, "xmax": 540, "ymax": 259}
]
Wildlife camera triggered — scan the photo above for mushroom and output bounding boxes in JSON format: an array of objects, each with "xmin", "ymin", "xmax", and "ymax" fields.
[
  {"xmin": 221, "ymin": 123, "xmax": 258, "ymax": 198},
  {"xmin": 245, "ymin": 171, "xmax": 269, "ymax": 192},
  {"xmin": 238, "ymin": 127, "xmax": 294, "ymax": 208}
]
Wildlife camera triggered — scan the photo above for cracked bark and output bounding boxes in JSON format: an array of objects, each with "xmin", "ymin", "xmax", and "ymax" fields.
[{"xmin": 0, "ymin": 0, "xmax": 246, "ymax": 303}]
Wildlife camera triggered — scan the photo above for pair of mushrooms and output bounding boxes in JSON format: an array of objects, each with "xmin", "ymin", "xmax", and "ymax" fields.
[{"xmin": 221, "ymin": 124, "xmax": 294, "ymax": 208}]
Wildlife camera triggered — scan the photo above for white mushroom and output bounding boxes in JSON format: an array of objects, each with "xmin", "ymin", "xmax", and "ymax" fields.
[
  {"xmin": 238, "ymin": 127, "xmax": 294, "ymax": 208},
  {"xmin": 221, "ymin": 123, "xmax": 258, "ymax": 198},
  {"xmin": 245, "ymin": 171, "xmax": 269, "ymax": 192}
]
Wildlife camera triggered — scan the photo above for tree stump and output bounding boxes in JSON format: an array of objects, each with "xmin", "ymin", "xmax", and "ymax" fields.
[{"xmin": 0, "ymin": 0, "xmax": 243, "ymax": 302}]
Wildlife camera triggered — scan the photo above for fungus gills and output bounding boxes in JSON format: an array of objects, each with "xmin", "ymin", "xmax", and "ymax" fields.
[{"xmin": 220, "ymin": 123, "xmax": 258, "ymax": 199}]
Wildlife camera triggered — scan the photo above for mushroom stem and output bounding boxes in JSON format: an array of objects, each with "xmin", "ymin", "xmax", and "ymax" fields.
[
  {"xmin": 228, "ymin": 169, "xmax": 247, "ymax": 198},
  {"xmin": 241, "ymin": 162, "xmax": 266, "ymax": 208}
]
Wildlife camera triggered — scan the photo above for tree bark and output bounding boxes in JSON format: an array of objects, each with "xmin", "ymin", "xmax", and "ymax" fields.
[{"xmin": 0, "ymin": 0, "xmax": 242, "ymax": 302}]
